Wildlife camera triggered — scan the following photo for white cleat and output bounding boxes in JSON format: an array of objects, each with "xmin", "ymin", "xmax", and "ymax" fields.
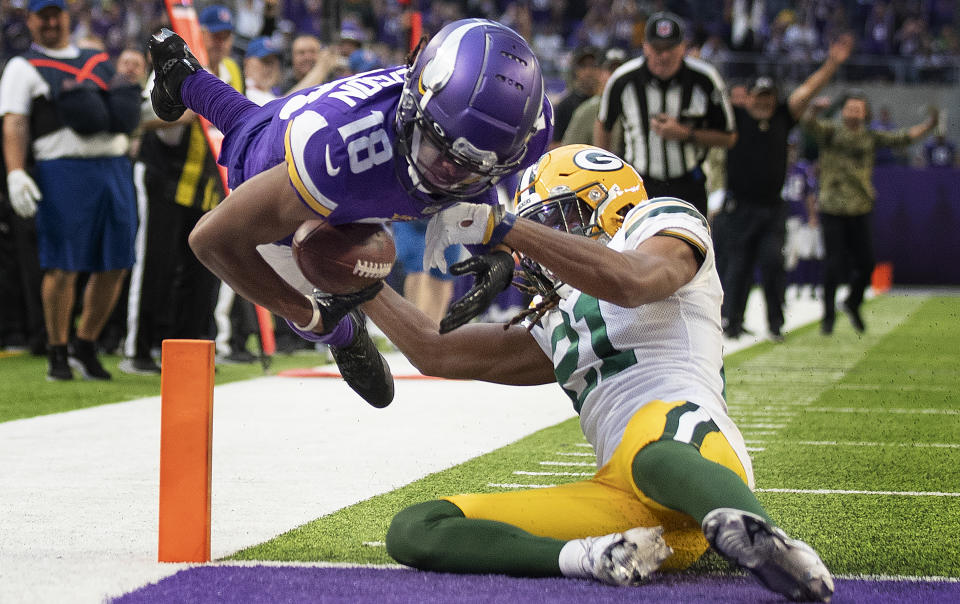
[
  {"xmin": 588, "ymin": 526, "xmax": 674, "ymax": 587},
  {"xmin": 702, "ymin": 508, "xmax": 834, "ymax": 602}
]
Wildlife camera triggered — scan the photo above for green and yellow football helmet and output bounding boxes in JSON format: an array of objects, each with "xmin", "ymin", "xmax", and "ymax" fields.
[{"xmin": 514, "ymin": 144, "xmax": 647, "ymax": 240}]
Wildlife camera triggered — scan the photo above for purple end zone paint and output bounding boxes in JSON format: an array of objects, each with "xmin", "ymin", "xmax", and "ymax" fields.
[{"xmin": 113, "ymin": 566, "xmax": 960, "ymax": 603}]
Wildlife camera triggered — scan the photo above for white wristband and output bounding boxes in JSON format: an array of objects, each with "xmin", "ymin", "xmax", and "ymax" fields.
[{"xmin": 293, "ymin": 294, "xmax": 321, "ymax": 332}]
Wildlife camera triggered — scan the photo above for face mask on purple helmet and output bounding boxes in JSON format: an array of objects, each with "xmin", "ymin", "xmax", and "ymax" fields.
[{"xmin": 395, "ymin": 19, "xmax": 541, "ymax": 200}]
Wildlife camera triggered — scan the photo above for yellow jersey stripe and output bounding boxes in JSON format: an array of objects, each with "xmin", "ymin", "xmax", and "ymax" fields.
[{"xmin": 283, "ymin": 120, "xmax": 334, "ymax": 217}]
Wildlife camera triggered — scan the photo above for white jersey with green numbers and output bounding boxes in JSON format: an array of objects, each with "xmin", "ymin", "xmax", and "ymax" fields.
[{"xmin": 528, "ymin": 197, "xmax": 753, "ymax": 482}]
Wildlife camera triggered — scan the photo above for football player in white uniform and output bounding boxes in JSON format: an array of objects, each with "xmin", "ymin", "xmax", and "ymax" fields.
[{"xmin": 361, "ymin": 144, "xmax": 833, "ymax": 602}]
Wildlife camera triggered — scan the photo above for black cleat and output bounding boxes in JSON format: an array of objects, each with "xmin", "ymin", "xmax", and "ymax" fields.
[
  {"xmin": 820, "ymin": 314, "xmax": 835, "ymax": 336},
  {"xmin": 68, "ymin": 339, "xmax": 111, "ymax": 380},
  {"xmin": 47, "ymin": 345, "xmax": 73, "ymax": 381},
  {"xmin": 703, "ymin": 508, "xmax": 834, "ymax": 602},
  {"xmin": 148, "ymin": 28, "xmax": 202, "ymax": 121},
  {"xmin": 330, "ymin": 310, "xmax": 394, "ymax": 408},
  {"xmin": 840, "ymin": 300, "xmax": 865, "ymax": 333}
]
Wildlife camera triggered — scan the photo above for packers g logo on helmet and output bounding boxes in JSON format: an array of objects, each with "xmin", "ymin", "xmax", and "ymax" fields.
[{"xmin": 514, "ymin": 144, "xmax": 647, "ymax": 240}]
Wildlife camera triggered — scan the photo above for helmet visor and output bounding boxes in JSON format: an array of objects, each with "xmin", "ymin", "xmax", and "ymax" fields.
[
  {"xmin": 410, "ymin": 125, "xmax": 489, "ymax": 193},
  {"xmin": 519, "ymin": 192, "xmax": 595, "ymax": 235}
]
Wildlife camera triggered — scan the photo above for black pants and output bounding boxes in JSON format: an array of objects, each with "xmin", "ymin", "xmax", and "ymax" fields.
[
  {"xmin": 126, "ymin": 168, "xmax": 220, "ymax": 359},
  {"xmin": 642, "ymin": 175, "xmax": 709, "ymax": 217},
  {"xmin": 0, "ymin": 201, "xmax": 45, "ymax": 349},
  {"xmin": 716, "ymin": 200, "xmax": 787, "ymax": 333},
  {"xmin": 819, "ymin": 212, "xmax": 874, "ymax": 320}
]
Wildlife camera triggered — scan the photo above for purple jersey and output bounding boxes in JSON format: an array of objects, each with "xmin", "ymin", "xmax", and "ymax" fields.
[
  {"xmin": 782, "ymin": 160, "xmax": 817, "ymax": 219},
  {"xmin": 218, "ymin": 66, "xmax": 553, "ymax": 226}
]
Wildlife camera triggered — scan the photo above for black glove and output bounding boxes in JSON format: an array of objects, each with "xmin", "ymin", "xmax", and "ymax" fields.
[
  {"xmin": 316, "ymin": 281, "xmax": 384, "ymax": 333},
  {"xmin": 439, "ymin": 251, "xmax": 514, "ymax": 334}
]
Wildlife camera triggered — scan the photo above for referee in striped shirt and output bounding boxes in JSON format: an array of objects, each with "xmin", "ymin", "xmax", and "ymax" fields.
[{"xmin": 595, "ymin": 12, "xmax": 736, "ymax": 216}]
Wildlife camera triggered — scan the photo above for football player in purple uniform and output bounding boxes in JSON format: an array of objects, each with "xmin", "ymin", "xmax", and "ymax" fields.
[{"xmin": 147, "ymin": 19, "xmax": 552, "ymax": 407}]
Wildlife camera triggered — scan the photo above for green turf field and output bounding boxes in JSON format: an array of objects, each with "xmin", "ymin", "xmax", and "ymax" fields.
[
  {"xmin": 0, "ymin": 348, "xmax": 325, "ymax": 423},
  {"xmin": 3, "ymin": 294, "xmax": 958, "ymax": 579},
  {"xmin": 229, "ymin": 293, "xmax": 960, "ymax": 579}
]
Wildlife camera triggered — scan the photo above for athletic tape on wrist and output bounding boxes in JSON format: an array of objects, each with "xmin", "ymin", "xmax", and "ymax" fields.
[
  {"xmin": 488, "ymin": 211, "xmax": 517, "ymax": 247},
  {"xmin": 293, "ymin": 293, "xmax": 321, "ymax": 332}
]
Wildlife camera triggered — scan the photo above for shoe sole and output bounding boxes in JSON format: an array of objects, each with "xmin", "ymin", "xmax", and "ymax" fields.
[
  {"xmin": 594, "ymin": 526, "xmax": 673, "ymax": 586},
  {"xmin": 840, "ymin": 303, "xmax": 865, "ymax": 333},
  {"xmin": 703, "ymin": 509, "xmax": 834, "ymax": 602},
  {"xmin": 68, "ymin": 358, "xmax": 111, "ymax": 381},
  {"xmin": 118, "ymin": 361, "xmax": 161, "ymax": 376}
]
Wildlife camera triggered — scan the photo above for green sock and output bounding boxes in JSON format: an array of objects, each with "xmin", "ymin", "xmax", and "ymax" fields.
[
  {"xmin": 631, "ymin": 440, "xmax": 772, "ymax": 525},
  {"xmin": 386, "ymin": 499, "xmax": 565, "ymax": 576}
]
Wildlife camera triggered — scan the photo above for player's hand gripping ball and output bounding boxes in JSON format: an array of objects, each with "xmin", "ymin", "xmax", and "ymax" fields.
[{"xmin": 292, "ymin": 220, "xmax": 396, "ymax": 294}]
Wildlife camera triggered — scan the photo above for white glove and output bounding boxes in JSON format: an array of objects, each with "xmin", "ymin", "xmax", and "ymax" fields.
[
  {"xmin": 423, "ymin": 203, "xmax": 516, "ymax": 272},
  {"xmin": 7, "ymin": 169, "xmax": 42, "ymax": 219}
]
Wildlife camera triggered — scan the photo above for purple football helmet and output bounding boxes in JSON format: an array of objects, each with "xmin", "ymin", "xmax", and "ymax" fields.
[{"xmin": 396, "ymin": 19, "xmax": 545, "ymax": 200}]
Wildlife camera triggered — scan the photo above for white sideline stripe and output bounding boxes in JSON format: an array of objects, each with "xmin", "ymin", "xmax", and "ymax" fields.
[
  {"xmin": 835, "ymin": 573, "xmax": 960, "ymax": 583},
  {"xmin": 746, "ymin": 447, "xmax": 766, "ymax": 452},
  {"xmin": 211, "ymin": 560, "xmax": 403, "ymax": 569},
  {"xmin": 539, "ymin": 461, "xmax": 596, "ymax": 467},
  {"xmin": 730, "ymin": 405, "xmax": 960, "ymax": 416},
  {"xmin": 804, "ymin": 406, "xmax": 960, "ymax": 415},
  {"xmin": 514, "ymin": 471, "xmax": 594, "ymax": 477},
  {"xmin": 553, "ymin": 451, "xmax": 594, "ymax": 457},
  {"xmin": 756, "ymin": 488, "xmax": 960, "ymax": 497},
  {"xmin": 835, "ymin": 383, "xmax": 951, "ymax": 392},
  {"xmin": 361, "ymin": 541, "xmax": 385, "ymax": 547},
  {"xmin": 489, "ymin": 483, "xmax": 556, "ymax": 489},
  {"xmin": 737, "ymin": 423, "xmax": 786, "ymax": 429},
  {"xmin": 747, "ymin": 440, "xmax": 960, "ymax": 449},
  {"xmin": 574, "ymin": 443, "xmax": 593, "ymax": 447}
]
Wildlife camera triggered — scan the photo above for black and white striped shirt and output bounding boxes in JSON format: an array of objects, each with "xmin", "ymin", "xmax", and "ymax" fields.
[{"xmin": 598, "ymin": 56, "xmax": 735, "ymax": 181}]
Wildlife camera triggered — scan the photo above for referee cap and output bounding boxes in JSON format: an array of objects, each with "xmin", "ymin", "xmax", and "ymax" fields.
[
  {"xmin": 645, "ymin": 12, "xmax": 686, "ymax": 47},
  {"xmin": 750, "ymin": 76, "xmax": 777, "ymax": 95}
]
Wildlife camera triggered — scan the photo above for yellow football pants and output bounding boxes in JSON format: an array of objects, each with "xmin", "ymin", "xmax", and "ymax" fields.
[{"xmin": 445, "ymin": 400, "xmax": 749, "ymax": 570}]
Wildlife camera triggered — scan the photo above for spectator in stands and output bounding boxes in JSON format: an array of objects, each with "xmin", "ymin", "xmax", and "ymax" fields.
[
  {"xmin": 2, "ymin": 0, "xmax": 141, "ymax": 380},
  {"xmin": 338, "ymin": 19, "xmax": 367, "ymax": 60},
  {"xmin": 863, "ymin": 2, "xmax": 896, "ymax": 55},
  {"xmin": 802, "ymin": 92, "xmax": 938, "ymax": 334},
  {"xmin": 116, "ymin": 47, "xmax": 148, "ymax": 87},
  {"xmin": 717, "ymin": 34, "xmax": 853, "ymax": 342},
  {"xmin": 870, "ymin": 106, "xmax": 901, "ymax": 165},
  {"xmin": 121, "ymin": 4, "xmax": 245, "ymax": 374},
  {"xmin": 552, "ymin": 46, "xmax": 601, "ymax": 148},
  {"xmin": 244, "ymin": 35, "xmax": 283, "ymax": 106},
  {"xmin": 280, "ymin": 34, "xmax": 340, "ymax": 94},
  {"xmin": 924, "ymin": 131, "xmax": 956, "ymax": 167},
  {"xmin": 595, "ymin": 11, "xmax": 736, "ymax": 216}
]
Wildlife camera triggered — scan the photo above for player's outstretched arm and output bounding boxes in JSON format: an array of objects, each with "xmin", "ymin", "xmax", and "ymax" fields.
[
  {"xmin": 189, "ymin": 163, "xmax": 321, "ymax": 328},
  {"xmin": 362, "ymin": 284, "xmax": 555, "ymax": 386},
  {"xmin": 503, "ymin": 218, "xmax": 700, "ymax": 307}
]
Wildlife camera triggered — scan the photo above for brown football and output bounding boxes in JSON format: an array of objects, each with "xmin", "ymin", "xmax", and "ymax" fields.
[{"xmin": 292, "ymin": 220, "xmax": 396, "ymax": 294}]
